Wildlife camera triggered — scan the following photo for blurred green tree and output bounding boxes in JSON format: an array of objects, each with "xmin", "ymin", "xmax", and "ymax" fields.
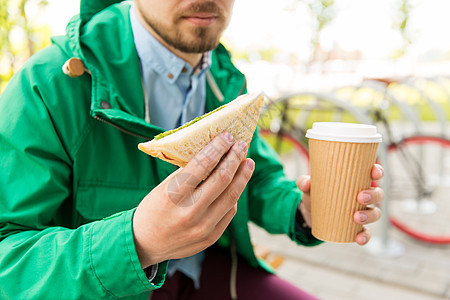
[
  {"xmin": 0, "ymin": 0, "xmax": 50, "ymax": 92},
  {"xmin": 391, "ymin": 0, "xmax": 415, "ymax": 59},
  {"xmin": 290, "ymin": 0, "xmax": 336, "ymax": 63},
  {"xmin": 306, "ymin": 0, "xmax": 335, "ymax": 62}
]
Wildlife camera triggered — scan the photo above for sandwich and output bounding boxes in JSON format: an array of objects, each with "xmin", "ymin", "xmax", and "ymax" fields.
[{"xmin": 138, "ymin": 93, "xmax": 265, "ymax": 167}]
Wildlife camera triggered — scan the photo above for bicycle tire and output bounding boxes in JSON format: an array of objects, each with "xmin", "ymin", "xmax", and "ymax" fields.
[
  {"xmin": 387, "ymin": 135, "xmax": 450, "ymax": 244},
  {"xmin": 259, "ymin": 130, "xmax": 310, "ymax": 180}
]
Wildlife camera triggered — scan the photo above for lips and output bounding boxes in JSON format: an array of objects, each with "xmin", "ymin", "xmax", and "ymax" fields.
[{"xmin": 183, "ymin": 12, "xmax": 218, "ymax": 26}]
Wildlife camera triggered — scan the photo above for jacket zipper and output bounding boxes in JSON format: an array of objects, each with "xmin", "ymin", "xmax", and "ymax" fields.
[{"xmin": 94, "ymin": 115, "xmax": 152, "ymax": 140}]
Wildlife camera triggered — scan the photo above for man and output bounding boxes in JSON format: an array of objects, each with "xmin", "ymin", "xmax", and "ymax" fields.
[{"xmin": 0, "ymin": 0, "xmax": 384, "ymax": 299}]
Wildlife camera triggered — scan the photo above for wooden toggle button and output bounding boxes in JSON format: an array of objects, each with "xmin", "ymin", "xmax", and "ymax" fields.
[{"xmin": 62, "ymin": 58, "xmax": 85, "ymax": 77}]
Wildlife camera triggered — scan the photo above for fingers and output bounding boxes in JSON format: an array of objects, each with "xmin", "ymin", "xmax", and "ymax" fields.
[
  {"xmin": 354, "ymin": 206, "xmax": 382, "ymax": 225},
  {"xmin": 178, "ymin": 132, "xmax": 235, "ymax": 192},
  {"xmin": 355, "ymin": 186, "xmax": 383, "ymax": 226},
  {"xmin": 195, "ymin": 140, "xmax": 251, "ymax": 207},
  {"xmin": 371, "ymin": 164, "xmax": 384, "ymax": 180},
  {"xmin": 355, "ymin": 227, "xmax": 371, "ymax": 245},
  {"xmin": 297, "ymin": 165, "xmax": 383, "ymax": 195},
  {"xmin": 296, "ymin": 175, "xmax": 310, "ymax": 193},
  {"xmin": 206, "ymin": 158, "xmax": 255, "ymax": 221},
  {"xmin": 357, "ymin": 187, "xmax": 384, "ymax": 207},
  {"xmin": 353, "ymin": 165, "xmax": 384, "ymax": 245},
  {"xmin": 168, "ymin": 204, "xmax": 239, "ymax": 260},
  {"xmin": 295, "ymin": 165, "xmax": 384, "ymax": 246}
]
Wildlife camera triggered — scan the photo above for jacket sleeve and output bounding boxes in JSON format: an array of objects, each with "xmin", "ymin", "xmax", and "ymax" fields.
[
  {"xmin": 247, "ymin": 129, "xmax": 322, "ymax": 247},
  {"xmin": 0, "ymin": 62, "xmax": 166, "ymax": 298}
]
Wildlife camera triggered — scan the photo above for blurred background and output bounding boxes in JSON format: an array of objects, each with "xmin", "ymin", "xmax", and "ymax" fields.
[
  {"xmin": 2, "ymin": 0, "xmax": 450, "ymax": 92},
  {"xmin": 226, "ymin": 0, "xmax": 450, "ymax": 95},
  {"xmin": 1, "ymin": 0, "xmax": 449, "ymax": 299}
]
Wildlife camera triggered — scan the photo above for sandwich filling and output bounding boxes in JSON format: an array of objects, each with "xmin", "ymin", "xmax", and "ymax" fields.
[{"xmin": 153, "ymin": 103, "xmax": 226, "ymax": 140}]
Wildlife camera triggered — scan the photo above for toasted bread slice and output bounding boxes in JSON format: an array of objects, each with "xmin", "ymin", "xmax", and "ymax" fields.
[{"xmin": 138, "ymin": 93, "xmax": 264, "ymax": 167}]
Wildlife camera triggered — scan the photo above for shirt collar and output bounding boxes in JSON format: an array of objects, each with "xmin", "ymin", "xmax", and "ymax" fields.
[
  {"xmin": 193, "ymin": 53, "xmax": 211, "ymax": 75},
  {"xmin": 130, "ymin": 5, "xmax": 211, "ymax": 83}
]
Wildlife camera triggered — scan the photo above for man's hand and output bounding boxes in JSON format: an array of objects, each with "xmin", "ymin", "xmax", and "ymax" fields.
[
  {"xmin": 133, "ymin": 133, "xmax": 255, "ymax": 268},
  {"xmin": 296, "ymin": 164, "xmax": 384, "ymax": 245}
]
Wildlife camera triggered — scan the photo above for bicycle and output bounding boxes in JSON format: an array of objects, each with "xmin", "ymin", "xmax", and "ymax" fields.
[
  {"xmin": 259, "ymin": 85, "xmax": 450, "ymax": 245},
  {"xmin": 373, "ymin": 107, "xmax": 450, "ymax": 245},
  {"xmin": 335, "ymin": 78, "xmax": 450, "ymax": 244},
  {"xmin": 258, "ymin": 92, "xmax": 372, "ymax": 180}
]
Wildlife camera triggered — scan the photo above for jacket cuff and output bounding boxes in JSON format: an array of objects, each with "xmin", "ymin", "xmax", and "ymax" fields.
[
  {"xmin": 144, "ymin": 264, "xmax": 159, "ymax": 282},
  {"xmin": 89, "ymin": 209, "xmax": 167, "ymax": 297}
]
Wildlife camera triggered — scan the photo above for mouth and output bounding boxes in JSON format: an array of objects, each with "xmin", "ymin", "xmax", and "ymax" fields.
[{"xmin": 182, "ymin": 12, "xmax": 219, "ymax": 26}]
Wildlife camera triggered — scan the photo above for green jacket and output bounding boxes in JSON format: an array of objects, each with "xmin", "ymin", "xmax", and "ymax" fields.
[{"xmin": 0, "ymin": 2, "xmax": 319, "ymax": 299}]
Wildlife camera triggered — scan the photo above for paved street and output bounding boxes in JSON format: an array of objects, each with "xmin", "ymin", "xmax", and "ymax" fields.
[{"xmin": 250, "ymin": 204, "xmax": 450, "ymax": 300}]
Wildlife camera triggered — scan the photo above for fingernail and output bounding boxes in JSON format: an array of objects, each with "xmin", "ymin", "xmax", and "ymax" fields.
[
  {"xmin": 238, "ymin": 140, "xmax": 248, "ymax": 150},
  {"xmin": 361, "ymin": 192, "xmax": 371, "ymax": 204},
  {"xmin": 298, "ymin": 179, "xmax": 304, "ymax": 190},
  {"xmin": 359, "ymin": 236, "xmax": 367, "ymax": 245},
  {"xmin": 246, "ymin": 159, "xmax": 255, "ymax": 171},
  {"xmin": 359, "ymin": 213, "xmax": 368, "ymax": 223},
  {"xmin": 376, "ymin": 165, "xmax": 384, "ymax": 177},
  {"xmin": 223, "ymin": 132, "xmax": 233, "ymax": 143}
]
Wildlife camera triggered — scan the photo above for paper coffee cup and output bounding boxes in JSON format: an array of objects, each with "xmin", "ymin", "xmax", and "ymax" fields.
[{"xmin": 306, "ymin": 122, "xmax": 382, "ymax": 243}]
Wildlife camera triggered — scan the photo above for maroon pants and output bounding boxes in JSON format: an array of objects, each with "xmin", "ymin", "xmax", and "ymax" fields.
[{"xmin": 151, "ymin": 248, "xmax": 319, "ymax": 300}]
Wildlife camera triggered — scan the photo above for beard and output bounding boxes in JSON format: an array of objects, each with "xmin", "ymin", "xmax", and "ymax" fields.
[{"xmin": 140, "ymin": 2, "xmax": 227, "ymax": 53}]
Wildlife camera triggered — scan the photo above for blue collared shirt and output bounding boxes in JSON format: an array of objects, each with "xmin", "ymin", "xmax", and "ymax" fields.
[
  {"xmin": 130, "ymin": 5, "xmax": 207, "ymax": 289},
  {"xmin": 130, "ymin": 5, "xmax": 210, "ymax": 131}
]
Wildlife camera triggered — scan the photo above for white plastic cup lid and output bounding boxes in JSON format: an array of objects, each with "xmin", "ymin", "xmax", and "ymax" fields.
[{"xmin": 306, "ymin": 122, "xmax": 382, "ymax": 143}]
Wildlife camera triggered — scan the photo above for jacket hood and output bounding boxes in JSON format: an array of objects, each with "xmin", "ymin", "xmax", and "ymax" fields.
[
  {"xmin": 80, "ymin": 0, "xmax": 123, "ymax": 24},
  {"xmin": 54, "ymin": 2, "xmax": 161, "ymax": 139}
]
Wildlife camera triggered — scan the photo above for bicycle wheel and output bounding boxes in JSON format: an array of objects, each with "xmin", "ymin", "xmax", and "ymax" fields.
[
  {"xmin": 387, "ymin": 135, "xmax": 450, "ymax": 244},
  {"xmin": 259, "ymin": 130, "xmax": 310, "ymax": 180}
]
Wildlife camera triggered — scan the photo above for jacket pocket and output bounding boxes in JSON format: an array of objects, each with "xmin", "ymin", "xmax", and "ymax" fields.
[{"xmin": 75, "ymin": 182, "xmax": 149, "ymax": 220}]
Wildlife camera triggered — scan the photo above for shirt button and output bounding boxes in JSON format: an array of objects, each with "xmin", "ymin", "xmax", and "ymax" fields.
[
  {"xmin": 181, "ymin": 67, "xmax": 188, "ymax": 73},
  {"xmin": 62, "ymin": 58, "xmax": 85, "ymax": 77},
  {"xmin": 167, "ymin": 73, "xmax": 174, "ymax": 79},
  {"xmin": 100, "ymin": 101, "xmax": 111, "ymax": 109}
]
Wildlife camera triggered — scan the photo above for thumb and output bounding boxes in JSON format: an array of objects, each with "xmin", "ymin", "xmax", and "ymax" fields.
[{"xmin": 296, "ymin": 175, "xmax": 311, "ymax": 193}]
